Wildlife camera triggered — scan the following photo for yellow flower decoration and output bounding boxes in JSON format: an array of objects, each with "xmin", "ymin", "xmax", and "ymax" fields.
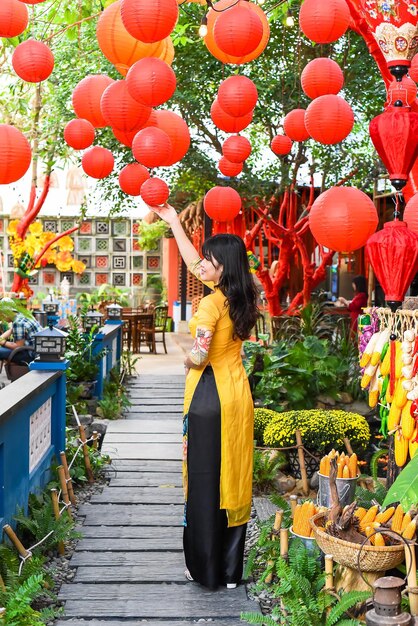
[
  {"xmin": 6, "ymin": 220, "xmax": 19, "ymax": 236},
  {"xmin": 40, "ymin": 232, "xmax": 55, "ymax": 246},
  {"xmin": 72, "ymin": 260, "xmax": 86, "ymax": 274},
  {"xmin": 28, "ymin": 221, "xmax": 43, "ymax": 235},
  {"xmin": 58, "ymin": 236, "xmax": 75, "ymax": 252}
]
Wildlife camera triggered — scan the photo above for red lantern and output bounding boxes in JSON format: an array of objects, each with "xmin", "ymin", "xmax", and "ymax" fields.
[
  {"xmin": 366, "ymin": 220, "xmax": 418, "ymax": 311},
  {"xmin": 404, "ymin": 193, "xmax": 418, "ymax": 234},
  {"xmin": 121, "ymin": 0, "xmax": 178, "ymax": 43},
  {"xmin": 369, "ymin": 107, "xmax": 418, "ymax": 190},
  {"xmin": 219, "ymin": 157, "xmax": 243, "ymax": 177},
  {"xmin": 146, "ymin": 110, "xmax": 190, "ymax": 166},
  {"xmin": 112, "ymin": 127, "xmax": 138, "ymax": 147},
  {"xmin": 214, "ymin": 2, "xmax": 263, "ymax": 57},
  {"xmin": 218, "ymin": 75, "xmax": 258, "ymax": 117},
  {"xmin": 410, "ymin": 55, "xmax": 418, "ymax": 82},
  {"xmin": 100, "ymin": 80, "xmax": 151, "ymax": 132},
  {"xmin": 301, "ymin": 58, "xmax": 344, "ymax": 99},
  {"xmin": 204, "ymin": 186, "xmax": 242, "ymax": 221},
  {"xmin": 309, "ymin": 186, "xmax": 378, "ymax": 252},
  {"xmin": 0, "ymin": 124, "xmax": 31, "ymax": 184},
  {"xmin": 271, "ymin": 134, "xmax": 293, "ymax": 155},
  {"xmin": 140, "ymin": 177, "xmax": 170, "ymax": 205},
  {"xmin": 222, "ymin": 135, "xmax": 251, "ymax": 163},
  {"xmin": 18, "ymin": 0, "xmax": 46, "ymax": 3},
  {"xmin": 64, "ymin": 119, "xmax": 95, "ymax": 150},
  {"xmin": 283, "ymin": 109, "xmax": 310, "ymax": 142},
  {"xmin": 132, "ymin": 127, "xmax": 172, "ymax": 168},
  {"xmin": 0, "ymin": 0, "xmax": 28, "ymax": 38},
  {"xmin": 387, "ymin": 77, "xmax": 417, "ymax": 107},
  {"xmin": 305, "ymin": 95, "xmax": 354, "ymax": 145},
  {"xmin": 72, "ymin": 75, "xmax": 114, "ymax": 128},
  {"xmin": 12, "ymin": 40, "xmax": 54, "ymax": 83},
  {"xmin": 126, "ymin": 57, "xmax": 176, "ymax": 107},
  {"xmin": 82, "ymin": 146, "xmax": 114, "ymax": 179},
  {"xmin": 119, "ymin": 162, "xmax": 150, "ymax": 196},
  {"xmin": 210, "ymin": 99, "xmax": 253, "ymax": 133},
  {"xmin": 299, "ymin": 0, "xmax": 350, "ymax": 44}
]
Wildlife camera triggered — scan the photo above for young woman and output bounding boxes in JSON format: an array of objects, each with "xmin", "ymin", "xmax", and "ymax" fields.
[
  {"xmin": 147, "ymin": 202, "xmax": 258, "ymax": 590},
  {"xmin": 336, "ymin": 275, "xmax": 368, "ymax": 333}
]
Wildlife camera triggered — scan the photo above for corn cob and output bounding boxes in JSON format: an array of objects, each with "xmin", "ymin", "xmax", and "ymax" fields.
[
  {"xmin": 360, "ymin": 332, "xmax": 381, "ymax": 368},
  {"xmin": 394, "ymin": 378, "xmax": 408, "ymax": 409},
  {"xmin": 391, "ymin": 504, "xmax": 404, "ymax": 533},
  {"xmin": 361, "ymin": 362, "xmax": 378, "ymax": 389},
  {"xmin": 381, "ymin": 348, "xmax": 391, "ymax": 376},
  {"xmin": 365, "ymin": 525, "xmax": 375, "ymax": 543},
  {"xmin": 396, "ymin": 343, "xmax": 404, "ymax": 379},
  {"xmin": 359, "ymin": 505, "xmax": 379, "ymax": 531},
  {"xmin": 386, "ymin": 380, "xmax": 395, "ymax": 404},
  {"xmin": 337, "ymin": 461, "xmax": 344, "ymax": 478},
  {"xmin": 319, "ymin": 457, "xmax": 327, "ymax": 475},
  {"xmin": 388, "ymin": 403, "xmax": 402, "ymax": 431},
  {"xmin": 394, "ymin": 430, "xmax": 409, "ymax": 467},
  {"xmin": 410, "ymin": 431, "xmax": 418, "ymax": 458},
  {"xmin": 401, "ymin": 512, "xmax": 412, "ymax": 532},
  {"xmin": 375, "ymin": 506, "xmax": 395, "ymax": 524},
  {"xmin": 374, "ymin": 532, "xmax": 386, "ymax": 546},
  {"xmin": 402, "ymin": 519, "xmax": 417, "ymax": 540},
  {"xmin": 294, "ymin": 502, "xmax": 316, "ymax": 538},
  {"xmin": 354, "ymin": 507, "xmax": 367, "ymax": 521},
  {"xmin": 348, "ymin": 453, "xmax": 358, "ymax": 478},
  {"xmin": 370, "ymin": 329, "xmax": 391, "ymax": 366},
  {"xmin": 342, "ymin": 465, "xmax": 350, "ymax": 479},
  {"xmin": 401, "ymin": 401, "xmax": 415, "ymax": 440}
]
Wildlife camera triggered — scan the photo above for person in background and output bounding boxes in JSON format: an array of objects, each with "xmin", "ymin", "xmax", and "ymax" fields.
[
  {"xmin": 0, "ymin": 299, "xmax": 42, "ymax": 364},
  {"xmin": 335, "ymin": 275, "xmax": 368, "ymax": 333}
]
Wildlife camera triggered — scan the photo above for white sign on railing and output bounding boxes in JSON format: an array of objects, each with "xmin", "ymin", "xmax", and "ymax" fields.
[
  {"xmin": 112, "ymin": 337, "xmax": 117, "ymax": 368},
  {"xmin": 29, "ymin": 398, "xmax": 52, "ymax": 472}
]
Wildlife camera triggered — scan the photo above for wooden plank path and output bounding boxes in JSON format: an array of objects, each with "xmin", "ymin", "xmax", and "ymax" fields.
[{"xmin": 57, "ymin": 374, "xmax": 258, "ymax": 625}]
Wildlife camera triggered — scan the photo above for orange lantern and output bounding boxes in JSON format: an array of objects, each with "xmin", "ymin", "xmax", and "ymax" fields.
[
  {"xmin": 100, "ymin": 80, "xmax": 151, "ymax": 132},
  {"xmin": 218, "ymin": 75, "xmax": 258, "ymax": 117},
  {"xmin": 140, "ymin": 177, "xmax": 170, "ymax": 205},
  {"xmin": 121, "ymin": 0, "xmax": 178, "ymax": 44},
  {"xmin": 404, "ymin": 192, "xmax": 418, "ymax": 234},
  {"xmin": 410, "ymin": 55, "xmax": 418, "ymax": 82},
  {"xmin": 305, "ymin": 95, "xmax": 354, "ymax": 145},
  {"xmin": 0, "ymin": 0, "xmax": 28, "ymax": 38},
  {"xmin": 214, "ymin": 2, "xmax": 263, "ymax": 58},
  {"xmin": 219, "ymin": 157, "xmax": 243, "ymax": 177},
  {"xmin": 12, "ymin": 40, "xmax": 54, "ymax": 83},
  {"xmin": 119, "ymin": 162, "xmax": 150, "ymax": 196},
  {"xmin": 387, "ymin": 76, "xmax": 417, "ymax": 107},
  {"xmin": 64, "ymin": 119, "xmax": 95, "ymax": 150},
  {"xmin": 82, "ymin": 146, "xmax": 114, "ymax": 179},
  {"xmin": 301, "ymin": 58, "xmax": 344, "ymax": 99},
  {"xmin": 299, "ymin": 0, "xmax": 350, "ymax": 44},
  {"xmin": 132, "ymin": 127, "xmax": 172, "ymax": 168},
  {"xmin": 0, "ymin": 124, "xmax": 31, "ymax": 184},
  {"xmin": 126, "ymin": 57, "xmax": 176, "ymax": 107},
  {"xmin": 146, "ymin": 110, "xmax": 190, "ymax": 166},
  {"xmin": 309, "ymin": 186, "xmax": 378, "ymax": 252},
  {"xmin": 112, "ymin": 127, "xmax": 137, "ymax": 147},
  {"xmin": 204, "ymin": 186, "xmax": 242, "ymax": 221},
  {"xmin": 271, "ymin": 134, "xmax": 293, "ymax": 155},
  {"xmin": 283, "ymin": 109, "xmax": 310, "ymax": 142},
  {"xmin": 222, "ymin": 135, "xmax": 251, "ymax": 163},
  {"xmin": 72, "ymin": 75, "xmax": 114, "ymax": 128},
  {"xmin": 211, "ymin": 99, "xmax": 253, "ymax": 133}
]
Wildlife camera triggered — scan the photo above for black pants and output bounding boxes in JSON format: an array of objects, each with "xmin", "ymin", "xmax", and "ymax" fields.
[{"xmin": 183, "ymin": 366, "xmax": 247, "ymax": 590}]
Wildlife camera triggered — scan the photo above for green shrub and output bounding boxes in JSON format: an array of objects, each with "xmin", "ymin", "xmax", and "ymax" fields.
[
  {"xmin": 254, "ymin": 408, "xmax": 278, "ymax": 444},
  {"xmin": 253, "ymin": 448, "xmax": 287, "ymax": 493}
]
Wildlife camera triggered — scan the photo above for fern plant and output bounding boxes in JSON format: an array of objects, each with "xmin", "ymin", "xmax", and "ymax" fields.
[
  {"xmin": 355, "ymin": 477, "xmax": 387, "ymax": 508},
  {"xmin": 0, "ymin": 574, "xmax": 45, "ymax": 626},
  {"xmin": 253, "ymin": 449, "xmax": 287, "ymax": 494}
]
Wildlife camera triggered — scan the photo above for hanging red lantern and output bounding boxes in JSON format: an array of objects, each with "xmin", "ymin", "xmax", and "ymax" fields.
[
  {"xmin": 218, "ymin": 75, "xmax": 258, "ymax": 117},
  {"xmin": 214, "ymin": 2, "xmax": 263, "ymax": 58},
  {"xmin": 82, "ymin": 146, "xmax": 114, "ymax": 179},
  {"xmin": 366, "ymin": 221, "xmax": 418, "ymax": 311},
  {"xmin": 0, "ymin": 0, "xmax": 28, "ymax": 38},
  {"xmin": 387, "ymin": 77, "xmax": 417, "ymax": 107},
  {"xmin": 204, "ymin": 186, "xmax": 242, "ymax": 221},
  {"xmin": 132, "ymin": 127, "xmax": 172, "ymax": 168},
  {"xmin": 119, "ymin": 162, "xmax": 150, "ymax": 196},
  {"xmin": 210, "ymin": 99, "xmax": 253, "ymax": 133},
  {"xmin": 140, "ymin": 177, "xmax": 170, "ymax": 205},
  {"xmin": 100, "ymin": 80, "xmax": 151, "ymax": 132},
  {"xmin": 0, "ymin": 124, "xmax": 31, "ymax": 184},
  {"xmin": 12, "ymin": 40, "xmax": 54, "ymax": 83},
  {"xmin": 299, "ymin": 0, "xmax": 350, "ymax": 44},
  {"xmin": 218, "ymin": 157, "xmax": 243, "ymax": 177},
  {"xmin": 301, "ymin": 58, "xmax": 344, "ymax": 99},
  {"xmin": 72, "ymin": 75, "xmax": 114, "ymax": 128},
  {"xmin": 309, "ymin": 186, "xmax": 378, "ymax": 252},
  {"xmin": 145, "ymin": 110, "xmax": 190, "ymax": 165},
  {"xmin": 283, "ymin": 109, "xmax": 310, "ymax": 142},
  {"xmin": 18, "ymin": 0, "xmax": 46, "ymax": 3},
  {"xmin": 121, "ymin": 0, "xmax": 178, "ymax": 43},
  {"xmin": 112, "ymin": 127, "xmax": 137, "ymax": 147},
  {"xmin": 369, "ymin": 107, "xmax": 418, "ymax": 190},
  {"xmin": 64, "ymin": 119, "xmax": 95, "ymax": 150},
  {"xmin": 305, "ymin": 95, "xmax": 354, "ymax": 144},
  {"xmin": 222, "ymin": 135, "xmax": 251, "ymax": 163},
  {"xmin": 126, "ymin": 57, "xmax": 176, "ymax": 107},
  {"xmin": 271, "ymin": 134, "xmax": 293, "ymax": 155},
  {"xmin": 410, "ymin": 55, "xmax": 418, "ymax": 82},
  {"xmin": 404, "ymin": 193, "xmax": 418, "ymax": 234}
]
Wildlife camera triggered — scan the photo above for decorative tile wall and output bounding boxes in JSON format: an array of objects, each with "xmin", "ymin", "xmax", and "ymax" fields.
[
  {"xmin": 78, "ymin": 272, "xmax": 91, "ymax": 285},
  {"xmin": 112, "ymin": 221, "xmax": 127, "ymax": 236},
  {"xmin": 80, "ymin": 221, "xmax": 92, "ymax": 235},
  {"xmin": 96, "ymin": 239, "xmax": 108, "ymax": 251},
  {"xmin": 95, "ymin": 273, "xmax": 109, "ymax": 286},
  {"xmin": 77, "ymin": 238, "xmax": 92, "ymax": 252},
  {"xmin": 43, "ymin": 220, "xmax": 57, "ymax": 233},
  {"xmin": 96, "ymin": 221, "xmax": 109, "ymax": 235},
  {"xmin": 133, "ymin": 273, "xmax": 143, "ymax": 285},
  {"xmin": 113, "ymin": 256, "xmax": 126, "ymax": 270},
  {"xmin": 113, "ymin": 239, "xmax": 126, "ymax": 252},
  {"xmin": 112, "ymin": 273, "xmax": 126, "ymax": 286},
  {"xmin": 96, "ymin": 256, "xmax": 109, "ymax": 269},
  {"xmin": 60, "ymin": 272, "xmax": 74, "ymax": 285},
  {"xmin": 147, "ymin": 256, "xmax": 160, "ymax": 270}
]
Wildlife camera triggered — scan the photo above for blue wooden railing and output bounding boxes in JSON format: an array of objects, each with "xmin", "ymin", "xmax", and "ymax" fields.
[{"xmin": 92, "ymin": 321, "xmax": 123, "ymax": 399}]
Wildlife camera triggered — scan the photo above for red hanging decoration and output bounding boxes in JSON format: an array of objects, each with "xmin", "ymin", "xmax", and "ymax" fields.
[
  {"xmin": 64, "ymin": 119, "xmax": 95, "ymax": 150},
  {"xmin": 12, "ymin": 40, "xmax": 54, "ymax": 83},
  {"xmin": 0, "ymin": 0, "xmax": 28, "ymax": 38},
  {"xmin": 210, "ymin": 99, "xmax": 253, "ymax": 133},
  {"xmin": 112, "ymin": 127, "xmax": 137, "ymax": 147},
  {"xmin": 271, "ymin": 134, "xmax": 293, "ymax": 155},
  {"xmin": 203, "ymin": 186, "xmax": 242, "ymax": 221},
  {"xmin": 305, "ymin": 95, "xmax": 354, "ymax": 145},
  {"xmin": 299, "ymin": 0, "xmax": 350, "ymax": 44},
  {"xmin": 222, "ymin": 135, "xmax": 251, "ymax": 163},
  {"xmin": 82, "ymin": 146, "xmax": 114, "ymax": 179},
  {"xmin": 217, "ymin": 75, "xmax": 258, "ymax": 117},
  {"xmin": 145, "ymin": 109, "xmax": 190, "ymax": 165},
  {"xmin": 213, "ymin": 2, "xmax": 263, "ymax": 57},
  {"xmin": 0, "ymin": 124, "xmax": 31, "ymax": 184},
  {"xmin": 119, "ymin": 162, "xmax": 150, "ymax": 196},
  {"xmin": 387, "ymin": 77, "xmax": 417, "ymax": 107},
  {"xmin": 301, "ymin": 58, "xmax": 344, "ymax": 99},
  {"xmin": 410, "ymin": 55, "xmax": 418, "ymax": 82},
  {"xmin": 126, "ymin": 57, "xmax": 176, "ymax": 107},
  {"xmin": 283, "ymin": 109, "xmax": 310, "ymax": 142},
  {"xmin": 72, "ymin": 75, "xmax": 114, "ymax": 128},
  {"xmin": 121, "ymin": 0, "xmax": 178, "ymax": 43},
  {"xmin": 218, "ymin": 157, "xmax": 243, "ymax": 177},
  {"xmin": 404, "ymin": 192, "xmax": 418, "ymax": 234},
  {"xmin": 132, "ymin": 127, "xmax": 172, "ymax": 168},
  {"xmin": 140, "ymin": 177, "xmax": 170, "ymax": 205},
  {"xmin": 100, "ymin": 80, "xmax": 151, "ymax": 132}
]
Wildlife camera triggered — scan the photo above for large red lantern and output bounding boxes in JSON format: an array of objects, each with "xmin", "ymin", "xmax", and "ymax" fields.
[
  {"xmin": 387, "ymin": 77, "xmax": 417, "ymax": 107},
  {"xmin": 218, "ymin": 75, "xmax": 258, "ymax": 117},
  {"xmin": 119, "ymin": 162, "xmax": 150, "ymax": 196},
  {"xmin": 222, "ymin": 135, "xmax": 251, "ymax": 163},
  {"xmin": 12, "ymin": 40, "xmax": 54, "ymax": 83},
  {"xmin": 100, "ymin": 80, "xmax": 151, "ymax": 132},
  {"xmin": 64, "ymin": 119, "xmax": 95, "ymax": 150},
  {"xmin": 410, "ymin": 55, "xmax": 418, "ymax": 82},
  {"xmin": 72, "ymin": 75, "xmax": 114, "ymax": 128},
  {"xmin": 121, "ymin": 0, "xmax": 178, "ymax": 43},
  {"xmin": 271, "ymin": 134, "xmax": 293, "ymax": 155},
  {"xmin": 305, "ymin": 95, "xmax": 354, "ymax": 144},
  {"xmin": 283, "ymin": 109, "xmax": 310, "ymax": 142},
  {"xmin": 309, "ymin": 186, "xmax": 378, "ymax": 252},
  {"xmin": 214, "ymin": 2, "xmax": 263, "ymax": 57},
  {"xmin": 82, "ymin": 146, "xmax": 114, "ymax": 179},
  {"xmin": 146, "ymin": 110, "xmax": 190, "ymax": 166},
  {"xmin": 0, "ymin": 0, "xmax": 28, "ymax": 38},
  {"xmin": 366, "ymin": 221, "xmax": 418, "ymax": 311},
  {"xmin": 301, "ymin": 58, "xmax": 344, "ymax": 99},
  {"xmin": 369, "ymin": 107, "xmax": 418, "ymax": 190},
  {"xmin": 0, "ymin": 124, "xmax": 31, "ymax": 184},
  {"xmin": 18, "ymin": 0, "xmax": 46, "ymax": 3},
  {"xmin": 126, "ymin": 57, "xmax": 176, "ymax": 107},
  {"xmin": 140, "ymin": 177, "xmax": 170, "ymax": 205},
  {"xmin": 132, "ymin": 127, "xmax": 172, "ymax": 168},
  {"xmin": 204, "ymin": 186, "xmax": 242, "ymax": 221},
  {"xmin": 112, "ymin": 127, "xmax": 137, "ymax": 147},
  {"xmin": 218, "ymin": 157, "xmax": 243, "ymax": 177},
  {"xmin": 299, "ymin": 0, "xmax": 350, "ymax": 44},
  {"xmin": 404, "ymin": 193, "xmax": 418, "ymax": 234},
  {"xmin": 210, "ymin": 99, "xmax": 253, "ymax": 133}
]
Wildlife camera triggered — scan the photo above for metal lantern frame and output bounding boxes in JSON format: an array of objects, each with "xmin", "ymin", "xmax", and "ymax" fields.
[
  {"xmin": 83, "ymin": 307, "xmax": 104, "ymax": 334},
  {"xmin": 106, "ymin": 302, "xmax": 123, "ymax": 320},
  {"xmin": 33, "ymin": 326, "xmax": 67, "ymax": 361}
]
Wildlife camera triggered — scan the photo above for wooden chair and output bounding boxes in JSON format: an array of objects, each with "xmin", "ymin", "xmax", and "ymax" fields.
[
  {"xmin": 137, "ymin": 313, "xmax": 156, "ymax": 354},
  {"xmin": 153, "ymin": 305, "xmax": 169, "ymax": 354},
  {"xmin": 4, "ymin": 347, "xmax": 35, "ymax": 382}
]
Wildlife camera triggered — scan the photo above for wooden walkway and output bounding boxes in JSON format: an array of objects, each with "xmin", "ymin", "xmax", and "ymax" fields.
[{"xmin": 56, "ymin": 373, "xmax": 258, "ymax": 625}]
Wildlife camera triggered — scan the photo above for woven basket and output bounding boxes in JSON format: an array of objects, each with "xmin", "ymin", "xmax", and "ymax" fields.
[
  {"xmin": 310, "ymin": 512, "xmax": 406, "ymax": 572},
  {"xmin": 287, "ymin": 448, "xmax": 320, "ymax": 479}
]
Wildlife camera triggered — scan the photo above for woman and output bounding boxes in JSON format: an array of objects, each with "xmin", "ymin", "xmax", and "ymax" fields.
[
  {"xmin": 336, "ymin": 275, "xmax": 368, "ymax": 333},
  {"xmin": 147, "ymin": 202, "xmax": 258, "ymax": 590}
]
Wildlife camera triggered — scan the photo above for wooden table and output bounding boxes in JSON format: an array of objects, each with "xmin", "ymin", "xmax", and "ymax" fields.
[{"xmin": 122, "ymin": 311, "xmax": 156, "ymax": 354}]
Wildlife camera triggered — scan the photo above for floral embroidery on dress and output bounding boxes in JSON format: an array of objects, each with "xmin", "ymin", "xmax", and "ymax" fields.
[{"xmin": 182, "ymin": 413, "xmax": 189, "ymax": 527}]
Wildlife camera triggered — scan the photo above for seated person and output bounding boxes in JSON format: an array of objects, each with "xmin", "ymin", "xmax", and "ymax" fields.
[
  {"xmin": 0, "ymin": 299, "xmax": 43, "ymax": 365},
  {"xmin": 335, "ymin": 275, "xmax": 368, "ymax": 333}
]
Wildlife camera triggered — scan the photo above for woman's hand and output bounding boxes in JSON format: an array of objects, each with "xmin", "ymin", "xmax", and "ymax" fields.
[{"xmin": 146, "ymin": 202, "xmax": 178, "ymax": 226}]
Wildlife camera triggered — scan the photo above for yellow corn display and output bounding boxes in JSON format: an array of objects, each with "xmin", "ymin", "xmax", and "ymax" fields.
[
  {"xmin": 401, "ymin": 512, "xmax": 412, "ymax": 532},
  {"xmin": 293, "ymin": 501, "xmax": 317, "ymax": 538},
  {"xmin": 388, "ymin": 403, "xmax": 402, "ymax": 431},
  {"xmin": 394, "ymin": 431, "xmax": 409, "ymax": 467},
  {"xmin": 380, "ymin": 348, "xmax": 391, "ymax": 376},
  {"xmin": 359, "ymin": 505, "xmax": 379, "ymax": 532},
  {"xmin": 401, "ymin": 402, "xmax": 415, "ymax": 440},
  {"xmin": 391, "ymin": 504, "xmax": 404, "ymax": 533},
  {"xmin": 375, "ymin": 506, "xmax": 395, "ymax": 524},
  {"xmin": 348, "ymin": 453, "xmax": 358, "ymax": 478},
  {"xmin": 374, "ymin": 532, "xmax": 386, "ymax": 546},
  {"xmin": 396, "ymin": 344, "xmax": 404, "ymax": 379},
  {"xmin": 409, "ymin": 432, "xmax": 418, "ymax": 459},
  {"xmin": 365, "ymin": 525, "xmax": 375, "ymax": 543},
  {"xmin": 402, "ymin": 519, "xmax": 417, "ymax": 540},
  {"xmin": 354, "ymin": 507, "xmax": 367, "ymax": 521},
  {"xmin": 394, "ymin": 378, "xmax": 408, "ymax": 409},
  {"xmin": 319, "ymin": 451, "xmax": 358, "ymax": 478},
  {"xmin": 386, "ymin": 382, "xmax": 395, "ymax": 405}
]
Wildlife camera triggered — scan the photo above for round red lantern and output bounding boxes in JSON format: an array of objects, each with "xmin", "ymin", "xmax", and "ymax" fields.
[
  {"xmin": 210, "ymin": 99, "xmax": 253, "ymax": 133},
  {"xmin": 214, "ymin": 3, "xmax": 263, "ymax": 58},
  {"xmin": 283, "ymin": 109, "xmax": 310, "ymax": 142},
  {"xmin": 404, "ymin": 192, "xmax": 418, "ymax": 234},
  {"xmin": 218, "ymin": 75, "xmax": 258, "ymax": 117},
  {"xmin": 305, "ymin": 95, "xmax": 354, "ymax": 144},
  {"xmin": 204, "ymin": 186, "xmax": 242, "ymax": 221},
  {"xmin": 132, "ymin": 127, "xmax": 172, "ymax": 168},
  {"xmin": 222, "ymin": 135, "xmax": 251, "ymax": 163},
  {"xmin": 100, "ymin": 80, "xmax": 151, "ymax": 132},
  {"xmin": 64, "ymin": 119, "xmax": 95, "ymax": 150},
  {"xmin": 309, "ymin": 186, "xmax": 378, "ymax": 252},
  {"xmin": 12, "ymin": 40, "xmax": 54, "ymax": 83},
  {"xmin": 82, "ymin": 146, "xmax": 114, "ymax": 179},
  {"xmin": 299, "ymin": 0, "xmax": 350, "ymax": 44},
  {"xmin": 72, "ymin": 75, "xmax": 114, "ymax": 128},
  {"xmin": 112, "ymin": 127, "xmax": 138, "ymax": 147},
  {"xmin": 301, "ymin": 58, "xmax": 344, "ymax": 99},
  {"xmin": 410, "ymin": 56, "xmax": 418, "ymax": 82},
  {"xmin": 18, "ymin": 0, "xmax": 46, "ymax": 3},
  {"xmin": 146, "ymin": 110, "xmax": 190, "ymax": 166},
  {"xmin": 387, "ymin": 76, "xmax": 417, "ymax": 107},
  {"xmin": 121, "ymin": 0, "xmax": 178, "ymax": 43},
  {"xmin": 271, "ymin": 134, "xmax": 293, "ymax": 155},
  {"xmin": 119, "ymin": 162, "xmax": 150, "ymax": 196},
  {"xmin": 140, "ymin": 177, "xmax": 170, "ymax": 205},
  {"xmin": 126, "ymin": 57, "xmax": 176, "ymax": 107},
  {"xmin": 0, "ymin": 0, "xmax": 28, "ymax": 38},
  {"xmin": 0, "ymin": 124, "xmax": 31, "ymax": 184},
  {"xmin": 219, "ymin": 157, "xmax": 243, "ymax": 177}
]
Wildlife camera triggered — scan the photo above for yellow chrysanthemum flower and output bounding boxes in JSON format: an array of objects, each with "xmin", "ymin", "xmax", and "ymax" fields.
[
  {"xmin": 28, "ymin": 221, "xmax": 43, "ymax": 235},
  {"xmin": 58, "ymin": 236, "xmax": 75, "ymax": 252},
  {"xmin": 6, "ymin": 220, "xmax": 19, "ymax": 236},
  {"xmin": 72, "ymin": 260, "xmax": 86, "ymax": 274}
]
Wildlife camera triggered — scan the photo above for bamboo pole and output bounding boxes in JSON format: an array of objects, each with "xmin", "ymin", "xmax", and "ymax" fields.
[
  {"xmin": 92, "ymin": 431, "xmax": 99, "ymax": 450},
  {"xmin": 405, "ymin": 543, "xmax": 418, "ymax": 616},
  {"xmin": 57, "ymin": 465, "xmax": 73, "ymax": 519},
  {"xmin": 280, "ymin": 528, "xmax": 289, "ymax": 561},
  {"xmin": 325, "ymin": 554, "xmax": 334, "ymax": 590},
  {"xmin": 0, "ymin": 574, "xmax": 5, "ymax": 592},
  {"xmin": 60, "ymin": 451, "xmax": 76, "ymax": 506},
  {"xmin": 343, "ymin": 437, "xmax": 353, "ymax": 456},
  {"xmin": 51, "ymin": 489, "xmax": 65, "ymax": 556},
  {"xmin": 79, "ymin": 424, "xmax": 94, "ymax": 483},
  {"xmin": 290, "ymin": 494, "xmax": 298, "ymax": 518},
  {"xmin": 295, "ymin": 429, "xmax": 309, "ymax": 495},
  {"xmin": 265, "ymin": 510, "xmax": 284, "ymax": 584},
  {"xmin": 3, "ymin": 525, "xmax": 31, "ymax": 559}
]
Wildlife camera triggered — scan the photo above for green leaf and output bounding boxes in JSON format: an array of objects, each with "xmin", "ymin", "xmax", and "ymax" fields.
[{"xmin": 383, "ymin": 453, "xmax": 418, "ymax": 510}]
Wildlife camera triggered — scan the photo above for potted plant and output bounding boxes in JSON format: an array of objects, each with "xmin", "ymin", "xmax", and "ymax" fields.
[{"xmin": 65, "ymin": 316, "xmax": 105, "ymax": 398}]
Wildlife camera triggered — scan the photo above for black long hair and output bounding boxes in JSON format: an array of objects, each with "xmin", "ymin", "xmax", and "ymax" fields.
[
  {"xmin": 352, "ymin": 275, "xmax": 367, "ymax": 294},
  {"xmin": 202, "ymin": 234, "xmax": 259, "ymax": 340}
]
